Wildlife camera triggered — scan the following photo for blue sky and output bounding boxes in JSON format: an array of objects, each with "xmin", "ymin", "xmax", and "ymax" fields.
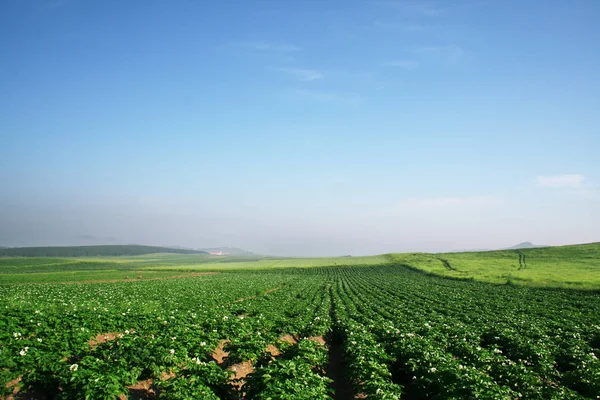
[{"xmin": 1, "ymin": 0, "xmax": 599, "ymax": 255}]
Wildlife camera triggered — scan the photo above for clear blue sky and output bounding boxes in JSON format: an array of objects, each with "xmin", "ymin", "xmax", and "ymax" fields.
[{"xmin": 1, "ymin": 0, "xmax": 599, "ymax": 255}]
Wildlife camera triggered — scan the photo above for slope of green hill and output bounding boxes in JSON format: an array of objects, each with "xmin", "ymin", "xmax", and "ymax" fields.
[
  {"xmin": 0, "ymin": 245, "xmax": 209, "ymax": 257},
  {"xmin": 388, "ymin": 242, "xmax": 600, "ymax": 290}
]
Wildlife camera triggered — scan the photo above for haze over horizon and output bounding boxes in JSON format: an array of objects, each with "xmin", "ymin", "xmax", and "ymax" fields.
[{"xmin": 1, "ymin": 1, "xmax": 599, "ymax": 256}]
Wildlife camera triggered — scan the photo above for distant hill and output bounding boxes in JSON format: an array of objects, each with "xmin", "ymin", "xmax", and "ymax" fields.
[
  {"xmin": 506, "ymin": 242, "xmax": 547, "ymax": 250},
  {"xmin": 0, "ymin": 245, "xmax": 209, "ymax": 257},
  {"xmin": 199, "ymin": 247, "xmax": 253, "ymax": 255}
]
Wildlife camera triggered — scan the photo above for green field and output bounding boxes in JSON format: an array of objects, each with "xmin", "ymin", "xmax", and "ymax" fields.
[
  {"xmin": 389, "ymin": 242, "xmax": 600, "ymax": 290},
  {"xmin": 1, "ymin": 243, "xmax": 598, "ymax": 289},
  {"xmin": 1, "ymin": 243, "xmax": 600, "ymax": 398},
  {"xmin": 0, "ymin": 253, "xmax": 389, "ymax": 284}
]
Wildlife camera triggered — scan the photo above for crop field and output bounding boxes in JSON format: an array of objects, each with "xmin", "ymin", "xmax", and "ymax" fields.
[{"xmin": 1, "ymin": 245, "xmax": 600, "ymax": 399}]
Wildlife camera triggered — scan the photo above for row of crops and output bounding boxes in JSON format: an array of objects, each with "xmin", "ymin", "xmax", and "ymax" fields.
[{"xmin": 2, "ymin": 264, "xmax": 600, "ymax": 399}]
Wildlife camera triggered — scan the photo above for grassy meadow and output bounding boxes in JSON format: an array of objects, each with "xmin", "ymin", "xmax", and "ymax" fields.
[
  {"xmin": 389, "ymin": 242, "xmax": 600, "ymax": 289},
  {"xmin": 0, "ymin": 243, "xmax": 598, "ymax": 289}
]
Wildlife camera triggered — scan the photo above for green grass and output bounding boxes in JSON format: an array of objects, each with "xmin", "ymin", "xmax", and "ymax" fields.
[
  {"xmin": 1, "ymin": 243, "xmax": 599, "ymax": 289},
  {"xmin": 140, "ymin": 255, "xmax": 390, "ymax": 271},
  {"xmin": 388, "ymin": 242, "xmax": 600, "ymax": 290},
  {"xmin": 0, "ymin": 254, "xmax": 388, "ymax": 284}
]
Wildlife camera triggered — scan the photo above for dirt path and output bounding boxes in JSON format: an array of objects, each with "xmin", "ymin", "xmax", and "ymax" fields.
[{"xmin": 326, "ymin": 334, "xmax": 355, "ymax": 400}]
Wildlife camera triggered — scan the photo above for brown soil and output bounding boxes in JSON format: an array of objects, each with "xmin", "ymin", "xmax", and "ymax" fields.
[
  {"xmin": 279, "ymin": 334, "xmax": 297, "ymax": 345},
  {"xmin": 87, "ymin": 332, "xmax": 119, "ymax": 348},
  {"xmin": 212, "ymin": 339, "xmax": 231, "ymax": 365},
  {"xmin": 308, "ymin": 335, "xmax": 326, "ymax": 345},
  {"xmin": 265, "ymin": 344, "xmax": 281, "ymax": 356},
  {"xmin": 5, "ymin": 377, "xmax": 21, "ymax": 393},
  {"xmin": 159, "ymin": 371, "xmax": 176, "ymax": 381},
  {"xmin": 117, "ymin": 379, "xmax": 157, "ymax": 400},
  {"xmin": 327, "ymin": 335, "xmax": 355, "ymax": 400},
  {"xmin": 229, "ymin": 361, "xmax": 254, "ymax": 386}
]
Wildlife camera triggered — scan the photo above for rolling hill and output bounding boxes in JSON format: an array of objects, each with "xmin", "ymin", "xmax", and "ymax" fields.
[{"xmin": 0, "ymin": 245, "xmax": 209, "ymax": 257}]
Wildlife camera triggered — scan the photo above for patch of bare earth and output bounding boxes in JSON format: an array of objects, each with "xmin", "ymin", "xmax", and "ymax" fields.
[
  {"xmin": 212, "ymin": 339, "xmax": 231, "ymax": 365},
  {"xmin": 2, "ymin": 378, "xmax": 50, "ymax": 400},
  {"xmin": 229, "ymin": 361, "xmax": 255, "ymax": 390},
  {"xmin": 3, "ymin": 376, "xmax": 21, "ymax": 399},
  {"xmin": 118, "ymin": 378, "xmax": 156, "ymax": 400},
  {"xmin": 116, "ymin": 370, "xmax": 176, "ymax": 400},
  {"xmin": 309, "ymin": 335, "xmax": 326, "ymax": 345},
  {"xmin": 87, "ymin": 332, "xmax": 119, "ymax": 348},
  {"xmin": 265, "ymin": 344, "xmax": 281, "ymax": 356},
  {"xmin": 279, "ymin": 334, "xmax": 297, "ymax": 345},
  {"xmin": 326, "ymin": 335, "xmax": 356, "ymax": 400}
]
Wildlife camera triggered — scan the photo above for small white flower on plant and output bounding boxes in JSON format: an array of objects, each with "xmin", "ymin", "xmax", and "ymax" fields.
[
  {"xmin": 37, "ymin": 338, "xmax": 42, "ymax": 343},
  {"xmin": 171, "ymin": 337, "xmax": 176, "ymax": 341},
  {"xmin": 169, "ymin": 349, "xmax": 175, "ymax": 355},
  {"xmin": 200, "ymin": 342, "xmax": 206, "ymax": 346},
  {"xmin": 19, "ymin": 349, "xmax": 27, "ymax": 356},
  {"xmin": 125, "ymin": 330, "xmax": 130, "ymax": 334},
  {"xmin": 430, "ymin": 367, "xmax": 437, "ymax": 373},
  {"xmin": 69, "ymin": 364, "xmax": 78, "ymax": 372}
]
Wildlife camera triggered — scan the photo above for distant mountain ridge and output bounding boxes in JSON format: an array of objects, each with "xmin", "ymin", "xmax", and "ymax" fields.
[
  {"xmin": 506, "ymin": 242, "xmax": 547, "ymax": 250},
  {"xmin": 0, "ymin": 245, "xmax": 208, "ymax": 257}
]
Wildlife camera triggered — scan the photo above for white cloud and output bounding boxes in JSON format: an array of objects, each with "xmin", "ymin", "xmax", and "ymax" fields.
[
  {"xmin": 382, "ymin": 60, "xmax": 419, "ymax": 70},
  {"xmin": 277, "ymin": 67, "xmax": 324, "ymax": 81},
  {"xmin": 537, "ymin": 174, "xmax": 585, "ymax": 188}
]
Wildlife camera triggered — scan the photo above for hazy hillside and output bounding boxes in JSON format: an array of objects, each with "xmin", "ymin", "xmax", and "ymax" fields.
[
  {"xmin": 199, "ymin": 247, "xmax": 253, "ymax": 255},
  {"xmin": 506, "ymin": 242, "xmax": 546, "ymax": 249},
  {"xmin": 0, "ymin": 245, "xmax": 209, "ymax": 257}
]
